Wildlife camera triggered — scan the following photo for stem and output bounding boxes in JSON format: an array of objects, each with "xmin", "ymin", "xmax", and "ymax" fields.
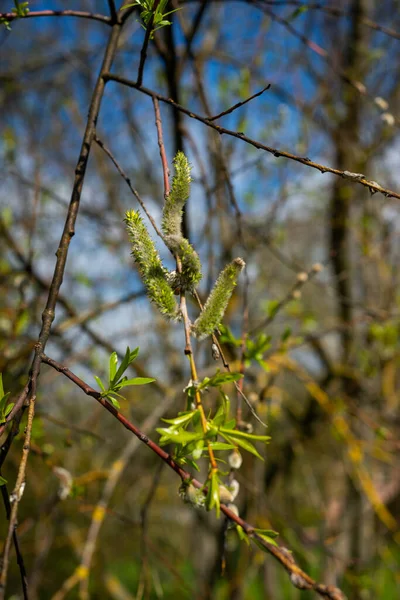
[{"xmin": 179, "ymin": 290, "xmax": 218, "ymax": 472}]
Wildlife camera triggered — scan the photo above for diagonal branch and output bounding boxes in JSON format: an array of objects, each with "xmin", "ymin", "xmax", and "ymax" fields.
[
  {"xmin": 41, "ymin": 353, "xmax": 347, "ymax": 600},
  {"xmin": 103, "ymin": 73, "xmax": 400, "ymax": 200},
  {"xmin": 206, "ymin": 83, "xmax": 271, "ymax": 121}
]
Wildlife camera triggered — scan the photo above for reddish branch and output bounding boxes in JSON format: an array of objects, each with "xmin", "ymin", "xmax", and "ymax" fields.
[
  {"xmin": 103, "ymin": 73, "xmax": 400, "ymax": 200},
  {"xmin": 41, "ymin": 354, "xmax": 346, "ymax": 600}
]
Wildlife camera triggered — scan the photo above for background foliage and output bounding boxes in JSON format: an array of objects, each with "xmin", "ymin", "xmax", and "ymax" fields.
[{"xmin": 1, "ymin": 1, "xmax": 400, "ymax": 599}]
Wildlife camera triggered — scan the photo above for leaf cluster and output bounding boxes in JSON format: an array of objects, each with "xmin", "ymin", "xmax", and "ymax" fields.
[
  {"xmin": 94, "ymin": 347, "xmax": 155, "ymax": 409},
  {"xmin": 123, "ymin": 0, "xmax": 180, "ymax": 38},
  {"xmin": 157, "ymin": 387, "xmax": 270, "ymax": 516}
]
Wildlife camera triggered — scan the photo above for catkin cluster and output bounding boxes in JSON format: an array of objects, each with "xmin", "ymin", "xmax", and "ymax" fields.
[{"xmin": 125, "ymin": 152, "xmax": 245, "ymax": 339}]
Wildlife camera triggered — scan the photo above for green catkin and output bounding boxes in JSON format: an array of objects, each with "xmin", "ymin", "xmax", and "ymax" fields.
[
  {"xmin": 191, "ymin": 258, "xmax": 245, "ymax": 340},
  {"xmin": 125, "ymin": 210, "xmax": 179, "ymax": 319},
  {"xmin": 162, "ymin": 151, "xmax": 192, "ymax": 238},
  {"xmin": 165, "ymin": 235, "xmax": 202, "ymax": 292}
]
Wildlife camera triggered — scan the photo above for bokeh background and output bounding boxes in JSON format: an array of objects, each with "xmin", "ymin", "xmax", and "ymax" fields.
[{"xmin": 1, "ymin": 0, "xmax": 400, "ymax": 598}]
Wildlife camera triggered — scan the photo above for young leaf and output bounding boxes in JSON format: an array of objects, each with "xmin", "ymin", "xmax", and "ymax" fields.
[
  {"xmin": 236, "ymin": 525, "xmax": 250, "ymax": 545},
  {"xmin": 107, "ymin": 396, "xmax": 121, "ymax": 410},
  {"xmin": 161, "ymin": 410, "xmax": 198, "ymax": 426},
  {"xmin": 94, "ymin": 375, "xmax": 106, "ymax": 393},
  {"xmin": 0, "ymin": 475, "xmax": 7, "ymax": 486},
  {"xmin": 219, "ymin": 432, "xmax": 264, "ymax": 460},
  {"xmin": 252, "ymin": 532, "xmax": 279, "ymax": 549},
  {"xmin": 117, "ymin": 377, "xmax": 155, "ymax": 387},
  {"xmin": 205, "ymin": 471, "xmax": 220, "ymax": 517},
  {"xmin": 109, "ymin": 352, "xmax": 118, "ymax": 383}
]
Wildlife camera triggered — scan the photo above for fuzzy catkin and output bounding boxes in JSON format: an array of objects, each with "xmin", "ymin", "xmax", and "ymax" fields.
[
  {"xmin": 162, "ymin": 151, "xmax": 192, "ymax": 238},
  {"xmin": 191, "ymin": 258, "xmax": 245, "ymax": 340},
  {"xmin": 125, "ymin": 210, "xmax": 179, "ymax": 319},
  {"xmin": 164, "ymin": 234, "xmax": 202, "ymax": 291}
]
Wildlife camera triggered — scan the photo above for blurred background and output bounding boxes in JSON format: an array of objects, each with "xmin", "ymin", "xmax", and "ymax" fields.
[{"xmin": 1, "ymin": 0, "xmax": 400, "ymax": 598}]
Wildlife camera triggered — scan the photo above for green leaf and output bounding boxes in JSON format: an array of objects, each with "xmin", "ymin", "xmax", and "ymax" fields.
[
  {"xmin": 287, "ymin": 6, "xmax": 309, "ymax": 22},
  {"xmin": 0, "ymin": 475, "xmax": 7, "ymax": 486},
  {"xmin": 109, "ymin": 352, "xmax": 118, "ymax": 383},
  {"xmin": 156, "ymin": 427, "xmax": 203, "ymax": 445},
  {"xmin": 192, "ymin": 439, "xmax": 204, "ymax": 460},
  {"xmin": 205, "ymin": 471, "xmax": 220, "ymax": 517},
  {"xmin": 118, "ymin": 377, "xmax": 155, "ymax": 387},
  {"xmin": 113, "ymin": 346, "xmax": 139, "ymax": 384},
  {"xmin": 94, "ymin": 375, "xmax": 106, "ymax": 393},
  {"xmin": 4, "ymin": 403, "xmax": 14, "ymax": 418},
  {"xmin": 252, "ymin": 532, "xmax": 279, "ymax": 549},
  {"xmin": 162, "ymin": 410, "xmax": 198, "ymax": 426},
  {"xmin": 204, "ymin": 370, "xmax": 243, "ymax": 388},
  {"xmin": 220, "ymin": 432, "xmax": 264, "ymax": 460},
  {"xmin": 220, "ymin": 428, "xmax": 270, "ymax": 442},
  {"xmin": 0, "ymin": 373, "xmax": 5, "ymax": 399},
  {"xmin": 254, "ymin": 528, "xmax": 279, "ymax": 538},
  {"xmin": 208, "ymin": 442, "xmax": 235, "ymax": 451},
  {"xmin": 107, "ymin": 396, "xmax": 121, "ymax": 409},
  {"xmin": 236, "ymin": 525, "xmax": 250, "ymax": 545}
]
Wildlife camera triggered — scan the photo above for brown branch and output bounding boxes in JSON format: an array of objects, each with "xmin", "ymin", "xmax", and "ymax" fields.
[
  {"xmin": 41, "ymin": 354, "xmax": 346, "ymax": 600},
  {"xmin": 94, "ymin": 135, "xmax": 163, "ymax": 239},
  {"xmin": 206, "ymin": 84, "xmax": 271, "ymax": 121},
  {"xmin": 0, "ymin": 487, "xmax": 28, "ymax": 599},
  {"xmin": 0, "ymin": 17, "xmax": 128, "ymax": 597},
  {"xmin": 152, "ymin": 97, "xmax": 170, "ymax": 197},
  {"xmin": 0, "ymin": 395, "xmax": 35, "ymax": 597},
  {"xmin": 136, "ymin": 0, "xmax": 161, "ymax": 87},
  {"xmin": 0, "ymin": 10, "xmax": 111, "ymax": 25},
  {"xmin": 103, "ymin": 73, "xmax": 400, "ymax": 200}
]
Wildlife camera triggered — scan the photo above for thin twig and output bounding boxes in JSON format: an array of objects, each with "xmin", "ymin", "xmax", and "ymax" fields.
[
  {"xmin": 94, "ymin": 135, "xmax": 163, "ymax": 239},
  {"xmin": 0, "ymin": 10, "xmax": 111, "ymax": 24},
  {"xmin": 107, "ymin": 1, "xmax": 118, "ymax": 22},
  {"xmin": 250, "ymin": 263, "xmax": 323, "ymax": 335},
  {"xmin": 0, "ymin": 395, "xmax": 35, "ymax": 596},
  {"xmin": 152, "ymin": 97, "xmax": 170, "ymax": 197},
  {"xmin": 42, "ymin": 354, "xmax": 347, "ymax": 600},
  {"xmin": 0, "ymin": 487, "xmax": 29, "ymax": 599},
  {"xmin": 103, "ymin": 73, "xmax": 400, "ymax": 200},
  {"xmin": 207, "ymin": 84, "xmax": 271, "ymax": 121}
]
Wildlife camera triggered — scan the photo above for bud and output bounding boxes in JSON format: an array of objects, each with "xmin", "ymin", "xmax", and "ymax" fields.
[
  {"xmin": 311, "ymin": 262, "xmax": 323, "ymax": 273},
  {"xmin": 211, "ymin": 343, "xmax": 220, "ymax": 361},
  {"xmin": 218, "ymin": 484, "xmax": 234, "ymax": 504},
  {"xmin": 228, "ymin": 450, "xmax": 243, "ymax": 470},
  {"xmin": 179, "ymin": 482, "xmax": 205, "ymax": 509},
  {"xmin": 229, "ymin": 479, "xmax": 240, "ymax": 500},
  {"xmin": 296, "ymin": 272, "xmax": 308, "ymax": 283}
]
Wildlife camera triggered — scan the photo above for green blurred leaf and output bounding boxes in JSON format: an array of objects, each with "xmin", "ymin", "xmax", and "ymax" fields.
[{"xmin": 94, "ymin": 375, "xmax": 106, "ymax": 393}]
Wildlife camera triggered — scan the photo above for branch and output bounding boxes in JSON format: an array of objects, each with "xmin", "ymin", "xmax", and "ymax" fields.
[
  {"xmin": 152, "ymin": 97, "xmax": 170, "ymax": 197},
  {"xmin": 94, "ymin": 135, "xmax": 163, "ymax": 239},
  {"xmin": 206, "ymin": 84, "xmax": 271, "ymax": 121},
  {"xmin": 0, "ymin": 17, "xmax": 127, "ymax": 598},
  {"xmin": 0, "ymin": 10, "xmax": 111, "ymax": 25},
  {"xmin": 103, "ymin": 73, "xmax": 400, "ymax": 200},
  {"xmin": 41, "ymin": 354, "xmax": 347, "ymax": 600}
]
